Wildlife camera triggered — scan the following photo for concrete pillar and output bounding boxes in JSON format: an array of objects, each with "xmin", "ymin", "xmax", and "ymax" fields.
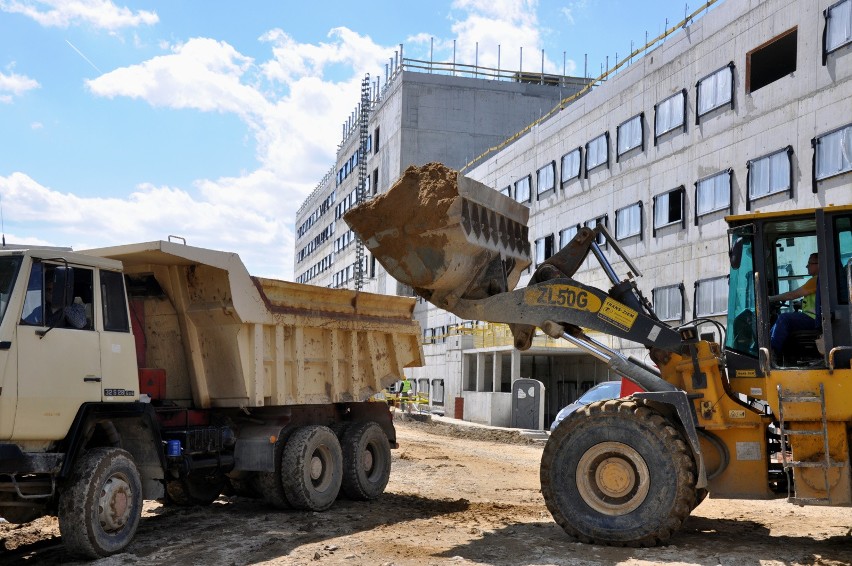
[
  {"xmin": 476, "ymin": 352, "xmax": 486, "ymax": 391},
  {"xmin": 493, "ymin": 352, "xmax": 502, "ymax": 392},
  {"xmin": 511, "ymin": 349, "xmax": 521, "ymax": 385}
]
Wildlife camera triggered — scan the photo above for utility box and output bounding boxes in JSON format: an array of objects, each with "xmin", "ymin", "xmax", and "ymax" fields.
[{"xmin": 511, "ymin": 378, "xmax": 545, "ymax": 430}]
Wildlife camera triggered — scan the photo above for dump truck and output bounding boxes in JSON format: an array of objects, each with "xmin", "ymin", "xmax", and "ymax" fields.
[
  {"xmin": 345, "ymin": 162, "xmax": 852, "ymax": 546},
  {"xmin": 0, "ymin": 239, "xmax": 422, "ymax": 558}
]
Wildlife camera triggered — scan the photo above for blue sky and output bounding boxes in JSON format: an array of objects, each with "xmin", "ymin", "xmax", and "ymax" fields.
[{"xmin": 0, "ymin": 0, "xmax": 718, "ymax": 279}]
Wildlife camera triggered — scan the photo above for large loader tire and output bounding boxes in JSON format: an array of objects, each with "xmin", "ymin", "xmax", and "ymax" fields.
[
  {"xmin": 541, "ymin": 399, "xmax": 696, "ymax": 547},
  {"xmin": 281, "ymin": 425, "xmax": 343, "ymax": 511},
  {"xmin": 340, "ymin": 422, "xmax": 392, "ymax": 500},
  {"xmin": 57, "ymin": 448, "xmax": 143, "ymax": 559}
]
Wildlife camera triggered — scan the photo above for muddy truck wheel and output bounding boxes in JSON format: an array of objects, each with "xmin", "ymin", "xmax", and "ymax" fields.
[
  {"xmin": 341, "ymin": 422, "xmax": 392, "ymax": 500},
  {"xmin": 57, "ymin": 447, "xmax": 143, "ymax": 559},
  {"xmin": 282, "ymin": 425, "xmax": 343, "ymax": 511},
  {"xmin": 540, "ymin": 399, "xmax": 696, "ymax": 547}
]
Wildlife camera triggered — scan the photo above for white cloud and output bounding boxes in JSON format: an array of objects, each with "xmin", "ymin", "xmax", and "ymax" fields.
[
  {"xmin": 0, "ymin": 172, "xmax": 291, "ymax": 278},
  {"xmin": 0, "ymin": 0, "xmax": 157, "ymax": 30},
  {"xmin": 2, "ymin": 2, "xmax": 573, "ymax": 280},
  {"xmin": 0, "ymin": 69, "xmax": 40, "ymax": 102},
  {"xmin": 560, "ymin": 0, "xmax": 590, "ymax": 26}
]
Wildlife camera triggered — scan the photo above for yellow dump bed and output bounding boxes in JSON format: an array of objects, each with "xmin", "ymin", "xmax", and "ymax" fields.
[{"xmin": 82, "ymin": 240, "xmax": 423, "ymax": 409}]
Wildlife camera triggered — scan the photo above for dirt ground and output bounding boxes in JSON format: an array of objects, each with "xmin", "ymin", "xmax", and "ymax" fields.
[{"xmin": 1, "ymin": 416, "xmax": 850, "ymax": 566}]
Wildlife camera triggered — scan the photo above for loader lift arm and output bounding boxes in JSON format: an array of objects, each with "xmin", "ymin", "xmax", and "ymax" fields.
[{"xmin": 344, "ymin": 163, "xmax": 741, "ymax": 547}]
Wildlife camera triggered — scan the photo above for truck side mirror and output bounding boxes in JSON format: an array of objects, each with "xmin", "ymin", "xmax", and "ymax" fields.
[{"xmin": 51, "ymin": 267, "xmax": 74, "ymax": 308}]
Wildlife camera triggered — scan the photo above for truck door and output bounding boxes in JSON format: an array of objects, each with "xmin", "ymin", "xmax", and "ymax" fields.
[
  {"xmin": 0, "ymin": 255, "xmax": 23, "ymax": 440},
  {"xmin": 14, "ymin": 262, "xmax": 102, "ymax": 441},
  {"xmin": 98, "ymin": 269, "xmax": 139, "ymax": 398},
  {"xmin": 818, "ymin": 209, "xmax": 852, "ymax": 366}
]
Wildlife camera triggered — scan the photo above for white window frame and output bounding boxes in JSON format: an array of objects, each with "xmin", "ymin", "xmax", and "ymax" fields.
[
  {"xmin": 585, "ymin": 133, "xmax": 609, "ymax": 172},
  {"xmin": 615, "ymin": 202, "xmax": 642, "ymax": 240},
  {"xmin": 559, "ymin": 225, "xmax": 579, "ymax": 249},
  {"xmin": 654, "ymin": 90, "xmax": 686, "ymax": 140},
  {"xmin": 747, "ymin": 147, "xmax": 792, "ymax": 205},
  {"xmin": 617, "ymin": 114, "xmax": 644, "ymax": 158},
  {"xmin": 814, "ymin": 123, "xmax": 852, "ymax": 181},
  {"xmin": 561, "ymin": 148, "xmax": 582, "ymax": 183},
  {"xmin": 695, "ymin": 276, "xmax": 729, "ymax": 317},
  {"xmin": 536, "ymin": 161, "xmax": 556, "ymax": 198},
  {"xmin": 515, "ymin": 175, "xmax": 531, "ymax": 203},
  {"xmin": 695, "ymin": 169, "xmax": 732, "ymax": 221},
  {"xmin": 697, "ymin": 63, "xmax": 734, "ymax": 118},
  {"xmin": 653, "ymin": 284, "xmax": 683, "ymax": 322},
  {"xmin": 652, "ymin": 186, "xmax": 685, "ymax": 235},
  {"xmin": 825, "ymin": 0, "xmax": 852, "ymax": 54}
]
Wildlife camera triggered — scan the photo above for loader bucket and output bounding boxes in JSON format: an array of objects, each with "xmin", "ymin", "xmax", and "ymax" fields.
[{"xmin": 344, "ymin": 162, "xmax": 531, "ymax": 310}]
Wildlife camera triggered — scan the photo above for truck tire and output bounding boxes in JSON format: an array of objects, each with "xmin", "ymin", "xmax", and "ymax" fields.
[
  {"xmin": 281, "ymin": 425, "xmax": 343, "ymax": 511},
  {"xmin": 57, "ymin": 447, "xmax": 143, "ymax": 559},
  {"xmin": 255, "ymin": 426, "xmax": 296, "ymax": 509},
  {"xmin": 540, "ymin": 399, "xmax": 696, "ymax": 547},
  {"xmin": 341, "ymin": 422, "xmax": 392, "ymax": 500}
]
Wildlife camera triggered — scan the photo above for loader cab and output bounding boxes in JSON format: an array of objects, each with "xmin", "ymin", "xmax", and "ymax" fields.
[{"xmin": 724, "ymin": 206, "xmax": 852, "ymax": 382}]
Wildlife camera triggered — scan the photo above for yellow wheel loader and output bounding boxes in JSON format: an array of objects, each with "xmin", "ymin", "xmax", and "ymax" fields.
[{"xmin": 345, "ymin": 162, "xmax": 852, "ymax": 546}]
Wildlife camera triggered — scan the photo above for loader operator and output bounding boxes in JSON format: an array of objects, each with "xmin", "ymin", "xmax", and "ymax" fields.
[{"xmin": 769, "ymin": 252, "xmax": 820, "ymax": 357}]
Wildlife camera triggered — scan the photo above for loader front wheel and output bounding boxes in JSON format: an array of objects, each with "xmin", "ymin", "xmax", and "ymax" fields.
[
  {"xmin": 58, "ymin": 448, "xmax": 142, "ymax": 558},
  {"xmin": 340, "ymin": 422, "xmax": 391, "ymax": 500},
  {"xmin": 281, "ymin": 425, "xmax": 343, "ymax": 511},
  {"xmin": 541, "ymin": 399, "xmax": 696, "ymax": 547}
]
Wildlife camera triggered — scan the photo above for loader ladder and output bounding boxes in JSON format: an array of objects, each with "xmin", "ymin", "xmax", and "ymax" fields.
[{"xmin": 776, "ymin": 383, "xmax": 843, "ymax": 504}]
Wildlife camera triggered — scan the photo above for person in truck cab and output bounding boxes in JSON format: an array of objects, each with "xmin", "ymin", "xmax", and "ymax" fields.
[{"xmin": 769, "ymin": 252, "xmax": 820, "ymax": 357}]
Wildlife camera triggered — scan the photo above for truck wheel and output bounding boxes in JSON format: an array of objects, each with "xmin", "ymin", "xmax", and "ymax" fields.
[
  {"xmin": 340, "ymin": 422, "xmax": 392, "ymax": 500},
  {"xmin": 281, "ymin": 425, "xmax": 343, "ymax": 511},
  {"xmin": 540, "ymin": 399, "xmax": 696, "ymax": 547},
  {"xmin": 57, "ymin": 447, "xmax": 143, "ymax": 559},
  {"xmin": 255, "ymin": 426, "xmax": 296, "ymax": 509}
]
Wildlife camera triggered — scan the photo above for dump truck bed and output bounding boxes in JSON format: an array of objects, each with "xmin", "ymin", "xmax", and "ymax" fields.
[{"xmin": 82, "ymin": 240, "xmax": 423, "ymax": 409}]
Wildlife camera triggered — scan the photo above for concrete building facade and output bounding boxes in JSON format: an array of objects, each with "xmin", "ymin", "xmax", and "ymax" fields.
[{"xmin": 297, "ymin": 0, "xmax": 852, "ymax": 428}]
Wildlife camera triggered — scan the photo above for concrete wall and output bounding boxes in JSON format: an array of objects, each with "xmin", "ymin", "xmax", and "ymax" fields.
[
  {"xmin": 465, "ymin": 0, "xmax": 851, "ymax": 357},
  {"xmin": 462, "ymin": 391, "xmax": 513, "ymax": 427}
]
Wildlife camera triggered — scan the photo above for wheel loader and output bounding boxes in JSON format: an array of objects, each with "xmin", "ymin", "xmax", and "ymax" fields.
[{"xmin": 345, "ymin": 162, "xmax": 852, "ymax": 546}]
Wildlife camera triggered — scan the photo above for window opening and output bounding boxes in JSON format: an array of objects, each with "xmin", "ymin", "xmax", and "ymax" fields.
[
  {"xmin": 652, "ymin": 186, "xmax": 685, "ymax": 236},
  {"xmin": 515, "ymin": 175, "xmax": 531, "ymax": 204},
  {"xmin": 747, "ymin": 146, "xmax": 793, "ymax": 210},
  {"xmin": 615, "ymin": 202, "xmax": 642, "ymax": 240},
  {"xmin": 746, "ymin": 28, "xmax": 797, "ymax": 93},
  {"xmin": 696, "ymin": 63, "xmax": 734, "ymax": 120},
  {"xmin": 653, "ymin": 284, "xmax": 684, "ymax": 322},
  {"xmin": 616, "ymin": 114, "xmax": 644, "ymax": 159},
  {"xmin": 695, "ymin": 169, "xmax": 733, "ymax": 223},
  {"xmin": 824, "ymin": 0, "xmax": 852, "ymax": 59},
  {"xmin": 585, "ymin": 133, "xmax": 609, "ymax": 173},
  {"xmin": 654, "ymin": 90, "xmax": 686, "ymax": 143},
  {"xmin": 695, "ymin": 276, "xmax": 729, "ymax": 317},
  {"xmin": 813, "ymin": 123, "xmax": 852, "ymax": 185},
  {"xmin": 536, "ymin": 162, "xmax": 556, "ymax": 199},
  {"xmin": 561, "ymin": 148, "xmax": 582, "ymax": 183}
]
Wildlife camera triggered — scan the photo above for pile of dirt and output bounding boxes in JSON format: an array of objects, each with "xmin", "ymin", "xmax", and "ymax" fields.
[{"xmin": 397, "ymin": 415, "xmax": 544, "ymax": 446}]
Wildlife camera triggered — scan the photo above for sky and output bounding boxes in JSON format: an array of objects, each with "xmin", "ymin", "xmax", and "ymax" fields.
[{"xmin": 0, "ymin": 0, "xmax": 720, "ymax": 280}]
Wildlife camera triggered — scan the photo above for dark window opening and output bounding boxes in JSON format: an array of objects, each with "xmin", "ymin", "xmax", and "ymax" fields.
[
  {"xmin": 747, "ymin": 28, "xmax": 797, "ymax": 93},
  {"xmin": 373, "ymin": 126, "xmax": 380, "ymax": 153}
]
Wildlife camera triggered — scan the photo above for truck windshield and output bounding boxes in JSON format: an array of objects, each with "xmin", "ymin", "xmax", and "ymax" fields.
[{"xmin": 0, "ymin": 256, "xmax": 23, "ymax": 326}]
